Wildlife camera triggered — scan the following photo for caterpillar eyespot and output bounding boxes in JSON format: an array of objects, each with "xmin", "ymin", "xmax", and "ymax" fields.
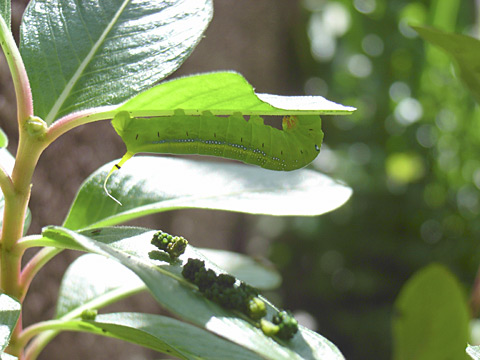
[{"xmin": 104, "ymin": 110, "xmax": 323, "ymax": 203}]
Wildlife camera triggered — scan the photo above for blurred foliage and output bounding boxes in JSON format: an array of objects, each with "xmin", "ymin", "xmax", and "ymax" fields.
[{"xmin": 265, "ymin": 0, "xmax": 480, "ymax": 358}]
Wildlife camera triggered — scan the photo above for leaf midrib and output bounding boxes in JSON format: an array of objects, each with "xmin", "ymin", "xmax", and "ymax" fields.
[{"xmin": 45, "ymin": 0, "xmax": 131, "ymax": 123}]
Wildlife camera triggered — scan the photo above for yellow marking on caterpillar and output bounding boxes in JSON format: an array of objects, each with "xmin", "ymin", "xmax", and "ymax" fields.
[{"xmin": 103, "ymin": 151, "xmax": 134, "ymax": 206}]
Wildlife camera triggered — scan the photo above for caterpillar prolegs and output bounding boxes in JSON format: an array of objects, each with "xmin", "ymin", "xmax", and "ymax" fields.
[{"xmin": 104, "ymin": 110, "xmax": 324, "ymax": 204}]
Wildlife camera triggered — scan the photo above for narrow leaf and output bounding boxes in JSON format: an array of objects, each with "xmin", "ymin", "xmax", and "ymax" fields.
[
  {"xmin": 118, "ymin": 72, "xmax": 355, "ymax": 116},
  {"xmin": 63, "ymin": 157, "xmax": 352, "ymax": 230},
  {"xmin": 42, "ymin": 226, "xmax": 345, "ymax": 360},
  {"xmin": 20, "ymin": 0, "xmax": 213, "ymax": 124},
  {"xmin": 413, "ymin": 26, "xmax": 480, "ymax": 103},
  {"xmin": 0, "ymin": 294, "xmax": 21, "ymax": 353},
  {"xmin": 393, "ymin": 264, "xmax": 470, "ymax": 360},
  {"xmin": 56, "ymin": 254, "xmax": 145, "ymax": 319}
]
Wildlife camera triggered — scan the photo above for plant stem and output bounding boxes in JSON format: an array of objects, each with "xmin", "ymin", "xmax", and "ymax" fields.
[
  {"xmin": 1, "ymin": 133, "xmax": 46, "ymax": 289},
  {"xmin": 0, "ymin": 12, "xmax": 39, "ymax": 359},
  {"xmin": 16, "ymin": 319, "xmax": 102, "ymax": 355},
  {"xmin": 470, "ymin": 264, "xmax": 480, "ymax": 317},
  {"xmin": 45, "ymin": 106, "xmax": 117, "ymax": 144},
  {"xmin": 19, "ymin": 247, "xmax": 63, "ymax": 302},
  {"xmin": 2, "ymin": 130, "xmax": 47, "ymax": 357},
  {"xmin": 0, "ymin": 13, "xmax": 33, "ymax": 125},
  {"xmin": 23, "ymin": 284, "xmax": 145, "ymax": 360}
]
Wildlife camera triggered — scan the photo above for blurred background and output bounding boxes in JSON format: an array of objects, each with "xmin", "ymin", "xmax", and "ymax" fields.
[{"xmin": 1, "ymin": 0, "xmax": 479, "ymax": 359}]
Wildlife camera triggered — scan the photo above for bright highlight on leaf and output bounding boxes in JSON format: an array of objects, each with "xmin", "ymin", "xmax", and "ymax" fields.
[
  {"xmin": 118, "ymin": 72, "xmax": 356, "ymax": 116},
  {"xmin": 41, "ymin": 226, "xmax": 346, "ymax": 360},
  {"xmin": 103, "ymin": 72, "xmax": 355, "ymax": 204},
  {"xmin": 0, "ymin": 294, "xmax": 21, "ymax": 354},
  {"xmin": 20, "ymin": 0, "xmax": 214, "ymax": 123},
  {"xmin": 65, "ymin": 157, "xmax": 352, "ymax": 230}
]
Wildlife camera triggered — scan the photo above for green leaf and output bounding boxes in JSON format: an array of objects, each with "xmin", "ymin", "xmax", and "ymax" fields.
[
  {"xmin": 0, "ymin": 353, "xmax": 17, "ymax": 360},
  {"xmin": 0, "ymin": 0, "xmax": 10, "ymax": 31},
  {"xmin": 70, "ymin": 312, "xmax": 263, "ymax": 360},
  {"xmin": 63, "ymin": 157, "xmax": 352, "ymax": 230},
  {"xmin": 0, "ymin": 294, "xmax": 21, "ymax": 353},
  {"xmin": 56, "ymin": 254, "xmax": 145, "ymax": 319},
  {"xmin": 118, "ymin": 72, "xmax": 355, "ymax": 116},
  {"xmin": 393, "ymin": 264, "xmax": 470, "ymax": 360},
  {"xmin": 467, "ymin": 345, "xmax": 480, "ymax": 360},
  {"xmin": 0, "ymin": 148, "xmax": 13, "ymax": 173},
  {"xmin": 0, "ymin": 128, "xmax": 7, "ymax": 148},
  {"xmin": 28, "ymin": 255, "xmax": 145, "ymax": 359},
  {"xmin": 42, "ymin": 226, "xmax": 345, "ymax": 360},
  {"xmin": 413, "ymin": 26, "xmax": 480, "ymax": 103},
  {"xmin": 20, "ymin": 0, "xmax": 213, "ymax": 124},
  {"xmin": 199, "ymin": 248, "xmax": 281, "ymax": 290}
]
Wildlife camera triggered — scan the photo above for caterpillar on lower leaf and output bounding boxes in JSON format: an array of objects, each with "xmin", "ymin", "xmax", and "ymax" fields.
[
  {"xmin": 104, "ymin": 110, "xmax": 324, "ymax": 204},
  {"xmin": 182, "ymin": 258, "xmax": 298, "ymax": 340}
]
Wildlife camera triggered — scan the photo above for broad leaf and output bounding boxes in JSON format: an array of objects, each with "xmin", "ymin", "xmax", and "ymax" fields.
[
  {"xmin": 393, "ymin": 264, "xmax": 470, "ymax": 360},
  {"xmin": 413, "ymin": 26, "xmax": 480, "ymax": 103},
  {"xmin": 199, "ymin": 248, "xmax": 281, "ymax": 290},
  {"xmin": 0, "ymin": 294, "xmax": 21, "ymax": 353},
  {"xmin": 118, "ymin": 72, "xmax": 355, "ymax": 116},
  {"xmin": 0, "ymin": 353, "xmax": 16, "ymax": 360},
  {"xmin": 103, "ymin": 73, "xmax": 354, "ymax": 187},
  {"xmin": 0, "ymin": 0, "xmax": 10, "ymax": 31},
  {"xmin": 468, "ymin": 345, "xmax": 480, "ymax": 360},
  {"xmin": 56, "ymin": 254, "xmax": 145, "ymax": 319},
  {"xmin": 56, "ymin": 250, "xmax": 277, "ymax": 321},
  {"xmin": 63, "ymin": 157, "xmax": 352, "ymax": 230},
  {"xmin": 20, "ymin": 0, "xmax": 213, "ymax": 124},
  {"xmin": 42, "ymin": 226, "xmax": 345, "ymax": 360},
  {"xmin": 64, "ymin": 312, "xmax": 263, "ymax": 360}
]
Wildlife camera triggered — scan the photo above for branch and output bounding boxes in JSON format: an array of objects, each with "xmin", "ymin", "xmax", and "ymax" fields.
[
  {"xmin": 19, "ymin": 247, "xmax": 63, "ymax": 301},
  {"xmin": 45, "ymin": 105, "xmax": 118, "ymax": 144},
  {"xmin": 0, "ymin": 14, "xmax": 33, "ymax": 123}
]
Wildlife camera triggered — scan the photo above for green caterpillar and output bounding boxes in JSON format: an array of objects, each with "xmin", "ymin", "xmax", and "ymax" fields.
[{"xmin": 104, "ymin": 110, "xmax": 323, "ymax": 203}]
